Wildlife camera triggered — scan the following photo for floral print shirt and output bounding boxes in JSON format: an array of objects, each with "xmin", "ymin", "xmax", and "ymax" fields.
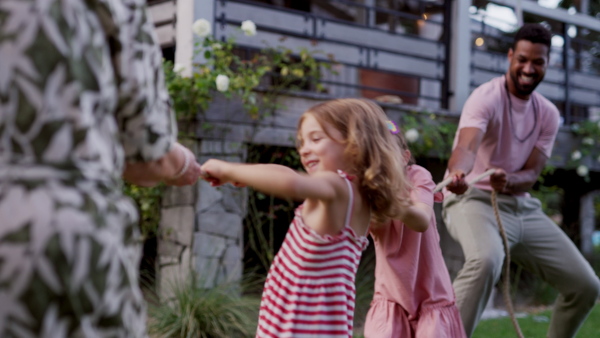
[{"xmin": 0, "ymin": 0, "xmax": 176, "ymax": 336}]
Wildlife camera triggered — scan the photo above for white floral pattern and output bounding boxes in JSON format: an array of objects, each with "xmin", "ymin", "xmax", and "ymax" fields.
[{"xmin": 0, "ymin": 0, "xmax": 176, "ymax": 336}]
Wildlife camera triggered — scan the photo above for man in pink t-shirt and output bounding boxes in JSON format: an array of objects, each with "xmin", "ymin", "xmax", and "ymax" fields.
[{"xmin": 442, "ymin": 23, "xmax": 600, "ymax": 338}]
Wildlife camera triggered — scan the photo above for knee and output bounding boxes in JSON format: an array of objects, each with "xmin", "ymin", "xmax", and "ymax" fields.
[
  {"xmin": 577, "ymin": 276, "xmax": 600, "ymax": 301},
  {"xmin": 464, "ymin": 252, "xmax": 504, "ymax": 280},
  {"xmin": 564, "ymin": 275, "xmax": 600, "ymax": 307}
]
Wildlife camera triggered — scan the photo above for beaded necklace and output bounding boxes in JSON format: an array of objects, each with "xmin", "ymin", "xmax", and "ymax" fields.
[{"xmin": 504, "ymin": 76, "xmax": 538, "ymax": 142}]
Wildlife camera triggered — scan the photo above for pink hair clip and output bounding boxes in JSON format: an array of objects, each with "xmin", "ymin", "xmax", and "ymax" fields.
[{"xmin": 386, "ymin": 120, "xmax": 399, "ymax": 134}]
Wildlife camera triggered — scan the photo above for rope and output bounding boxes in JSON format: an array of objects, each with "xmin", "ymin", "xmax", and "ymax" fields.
[
  {"xmin": 436, "ymin": 169, "xmax": 523, "ymax": 338},
  {"xmin": 491, "ymin": 190, "xmax": 525, "ymax": 338}
]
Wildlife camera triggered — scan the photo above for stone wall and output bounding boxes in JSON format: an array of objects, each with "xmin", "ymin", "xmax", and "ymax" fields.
[
  {"xmin": 194, "ymin": 140, "xmax": 248, "ymax": 288},
  {"xmin": 156, "ymin": 138, "xmax": 249, "ymax": 297},
  {"xmin": 157, "ymin": 160, "xmax": 197, "ymax": 298}
]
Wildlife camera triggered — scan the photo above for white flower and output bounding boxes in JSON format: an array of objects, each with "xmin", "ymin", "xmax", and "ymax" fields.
[
  {"xmin": 576, "ymin": 165, "xmax": 588, "ymax": 177},
  {"xmin": 212, "ymin": 43, "xmax": 222, "ymax": 50},
  {"xmin": 173, "ymin": 63, "xmax": 185, "ymax": 73},
  {"xmin": 582, "ymin": 137, "xmax": 594, "ymax": 146},
  {"xmin": 215, "ymin": 74, "xmax": 229, "ymax": 92},
  {"xmin": 241, "ymin": 20, "xmax": 257, "ymax": 36},
  {"xmin": 571, "ymin": 123, "xmax": 580, "ymax": 132},
  {"xmin": 193, "ymin": 19, "xmax": 211, "ymax": 37},
  {"xmin": 405, "ymin": 128, "xmax": 419, "ymax": 143},
  {"xmin": 571, "ymin": 150, "xmax": 582, "ymax": 161}
]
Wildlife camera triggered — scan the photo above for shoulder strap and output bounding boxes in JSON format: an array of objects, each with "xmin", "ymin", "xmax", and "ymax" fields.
[{"xmin": 337, "ymin": 170, "xmax": 354, "ymax": 228}]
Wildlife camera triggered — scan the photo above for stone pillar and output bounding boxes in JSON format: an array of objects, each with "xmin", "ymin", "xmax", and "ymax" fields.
[
  {"xmin": 194, "ymin": 140, "xmax": 248, "ymax": 288},
  {"xmin": 157, "ymin": 183, "xmax": 197, "ymax": 299},
  {"xmin": 156, "ymin": 137, "xmax": 199, "ymax": 299}
]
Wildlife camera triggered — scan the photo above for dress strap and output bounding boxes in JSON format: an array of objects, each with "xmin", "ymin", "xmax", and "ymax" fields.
[{"xmin": 337, "ymin": 170, "xmax": 354, "ymax": 229}]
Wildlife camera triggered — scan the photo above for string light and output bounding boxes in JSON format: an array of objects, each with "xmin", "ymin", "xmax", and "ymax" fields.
[{"xmin": 475, "ymin": 37, "xmax": 485, "ymax": 46}]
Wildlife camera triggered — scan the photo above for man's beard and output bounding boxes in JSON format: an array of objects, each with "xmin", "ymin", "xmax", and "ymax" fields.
[{"xmin": 509, "ymin": 71, "xmax": 543, "ymax": 96}]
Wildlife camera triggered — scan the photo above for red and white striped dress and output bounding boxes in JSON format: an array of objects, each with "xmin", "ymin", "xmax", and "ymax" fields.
[{"xmin": 256, "ymin": 171, "xmax": 369, "ymax": 338}]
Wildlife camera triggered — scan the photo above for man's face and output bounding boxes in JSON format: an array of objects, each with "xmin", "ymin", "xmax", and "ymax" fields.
[{"xmin": 507, "ymin": 40, "xmax": 549, "ymax": 99}]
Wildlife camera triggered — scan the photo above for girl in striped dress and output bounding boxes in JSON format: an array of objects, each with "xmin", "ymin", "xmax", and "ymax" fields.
[{"xmin": 201, "ymin": 98, "xmax": 412, "ymax": 337}]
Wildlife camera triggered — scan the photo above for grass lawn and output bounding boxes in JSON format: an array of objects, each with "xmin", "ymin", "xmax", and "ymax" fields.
[{"xmin": 473, "ymin": 303, "xmax": 600, "ymax": 337}]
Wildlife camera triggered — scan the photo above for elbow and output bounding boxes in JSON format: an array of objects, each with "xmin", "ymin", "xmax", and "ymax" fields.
[
  {"xmin": 401, "ymin": 216, "xmax": 429, "ymax": 232},
  {"xmin": 413, "ymin": 221, "xmax": 429, "ymax": 233},
  {"xmin": 406, "ymin": 207, "xmax": 432, "ymax": 232}
]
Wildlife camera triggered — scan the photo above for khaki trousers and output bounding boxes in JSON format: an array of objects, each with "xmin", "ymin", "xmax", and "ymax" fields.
[{"xmin": 443, "ymin": 188, "xmax": 600, "ymax": 338}]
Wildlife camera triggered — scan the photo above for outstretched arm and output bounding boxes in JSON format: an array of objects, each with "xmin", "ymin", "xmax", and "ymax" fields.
[
  {"xmin": 446, "ymin": 127, "xmax": 484, "ymax": 194},
  {"xmin": 200, "ymin": 159, "xmax": 344, "ymax": 202}
]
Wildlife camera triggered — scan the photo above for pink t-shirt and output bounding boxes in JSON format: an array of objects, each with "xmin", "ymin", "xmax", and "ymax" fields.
[
  {"xmin": 446, "ymin": 76, "xmax": 560, "ymax": 195},
  {"xmin": 370, "ymin": 165, "xmax": 456, "ymax": 315}
]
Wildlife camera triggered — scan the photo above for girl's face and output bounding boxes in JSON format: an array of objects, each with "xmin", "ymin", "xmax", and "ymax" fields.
[{"xmin": 298, "ymin": 114, "xmax": 348, "ymax": 175}]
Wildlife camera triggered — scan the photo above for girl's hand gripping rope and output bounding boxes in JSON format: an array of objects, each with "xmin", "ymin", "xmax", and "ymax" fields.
[{"xmin": 200, "ymin": 160, "xmax": 246, "ymax": 187}]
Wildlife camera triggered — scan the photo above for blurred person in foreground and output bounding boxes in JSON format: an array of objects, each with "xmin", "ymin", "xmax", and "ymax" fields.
[
  {"xmin": 0, "ymin": 0, "xmax": 201, "ymax": 336},
  {"xmin": 442, "ymin": 23, "xmax": 600, "ymax": 338}
]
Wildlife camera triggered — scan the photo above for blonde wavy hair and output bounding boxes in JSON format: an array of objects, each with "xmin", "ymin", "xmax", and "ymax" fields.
[{"xmin": 297, "ymin": 98, "xmax": 411, "ymax": 224}]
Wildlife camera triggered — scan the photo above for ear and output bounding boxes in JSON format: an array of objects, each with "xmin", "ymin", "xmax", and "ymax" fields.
[
  {"xmin": 507, "ymin": 47, "xmax": 514, "ymax": 60},
  {"xmin": 403, "ymin": 149, "xmax": 411, "ymax": 163}
]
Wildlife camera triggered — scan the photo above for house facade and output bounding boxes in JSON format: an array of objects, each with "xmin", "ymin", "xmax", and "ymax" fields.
[{"xmin": 146, "ymin": 0, "xmax": 600, "ymax": 296}]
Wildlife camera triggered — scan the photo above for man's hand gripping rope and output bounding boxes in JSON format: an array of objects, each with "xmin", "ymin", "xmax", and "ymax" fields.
[{"xmin": 435, "ymin": 169, "xmax": 525, "ymax": 338}]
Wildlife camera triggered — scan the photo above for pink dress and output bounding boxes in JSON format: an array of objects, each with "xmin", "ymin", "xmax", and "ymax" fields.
[
  {"xmin": 256, "ymin": 171, "xmax": 369, "ymax": 338},
  {"xmin": 364, "ymin": 165, "xmax": 466, "ymax": 338}
]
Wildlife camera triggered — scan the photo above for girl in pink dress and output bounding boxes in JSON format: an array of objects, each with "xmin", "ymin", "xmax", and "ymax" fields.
[
  {"xmin": 201, "ymin": 99, "xmax": 412, "ymax": 338},
  {"xmin": 364, "ymin": 127, "xmax": 467, "ymax": 338}
]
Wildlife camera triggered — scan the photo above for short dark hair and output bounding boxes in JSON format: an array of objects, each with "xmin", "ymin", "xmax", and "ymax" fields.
[{"xmin": 512, "ymin": 23, "xmax": 552, "ymax": 51}]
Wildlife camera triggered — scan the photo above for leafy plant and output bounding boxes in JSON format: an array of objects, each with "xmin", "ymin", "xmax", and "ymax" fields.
[
  {"xmin": 148, "ymin": 275, "xmax": 261, "ymax": 338},
  {"xmin": 530, "ymin": 184, "xmax": 563, "ymax": 221},
  {"xmin": 123, "ymin": 182, "xmax": 163, "ymax": 239},
  {"xmin": 163, "ymin": 19, "xmax": 334, "ymax": 122},
  {"xmin": 561, "ymin": 120, "xmax": 600, "ymax": 181},
  {"xmin": 397, "ymin": 111, "xmax": 458, "ymax": 160}
]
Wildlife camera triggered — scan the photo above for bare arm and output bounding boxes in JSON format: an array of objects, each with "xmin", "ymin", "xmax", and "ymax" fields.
[
  {"xmin": 489, "ymin": 147, "xmax": 547, "ymax": 194},
  {"xmin": 446, "ymin": 127, "xmax": 485, "ymax": 194},
  {"xmin": 200, "ymin": 159, "xmax": 344, "ymax": 202},
  {"xmin": 122, "ymin": 142, "xmax": 202, "ymax": 187},
  {"xmin": 398, "ymin": 201, "xmax": 432, "ymax": 232}
]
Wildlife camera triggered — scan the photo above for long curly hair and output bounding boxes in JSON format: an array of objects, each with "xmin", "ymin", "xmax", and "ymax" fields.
[{"xmin": 297, "ymin": 98, "xmax": 411, "ymax": 223}]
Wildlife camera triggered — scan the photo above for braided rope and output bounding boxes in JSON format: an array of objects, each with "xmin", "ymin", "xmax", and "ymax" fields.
[{"xmin": 491, "ymin": 190, "xmax": 524, "ymax": 338}]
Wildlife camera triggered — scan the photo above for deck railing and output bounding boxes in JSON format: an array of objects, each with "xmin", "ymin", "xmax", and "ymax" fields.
[
  {"xmin": 147, "ymin": 0, "xmax": 600, "ymax": 123},
  {"xmin": 212, "ymin": 0, "xmax": 451, "ymax": 110}
]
